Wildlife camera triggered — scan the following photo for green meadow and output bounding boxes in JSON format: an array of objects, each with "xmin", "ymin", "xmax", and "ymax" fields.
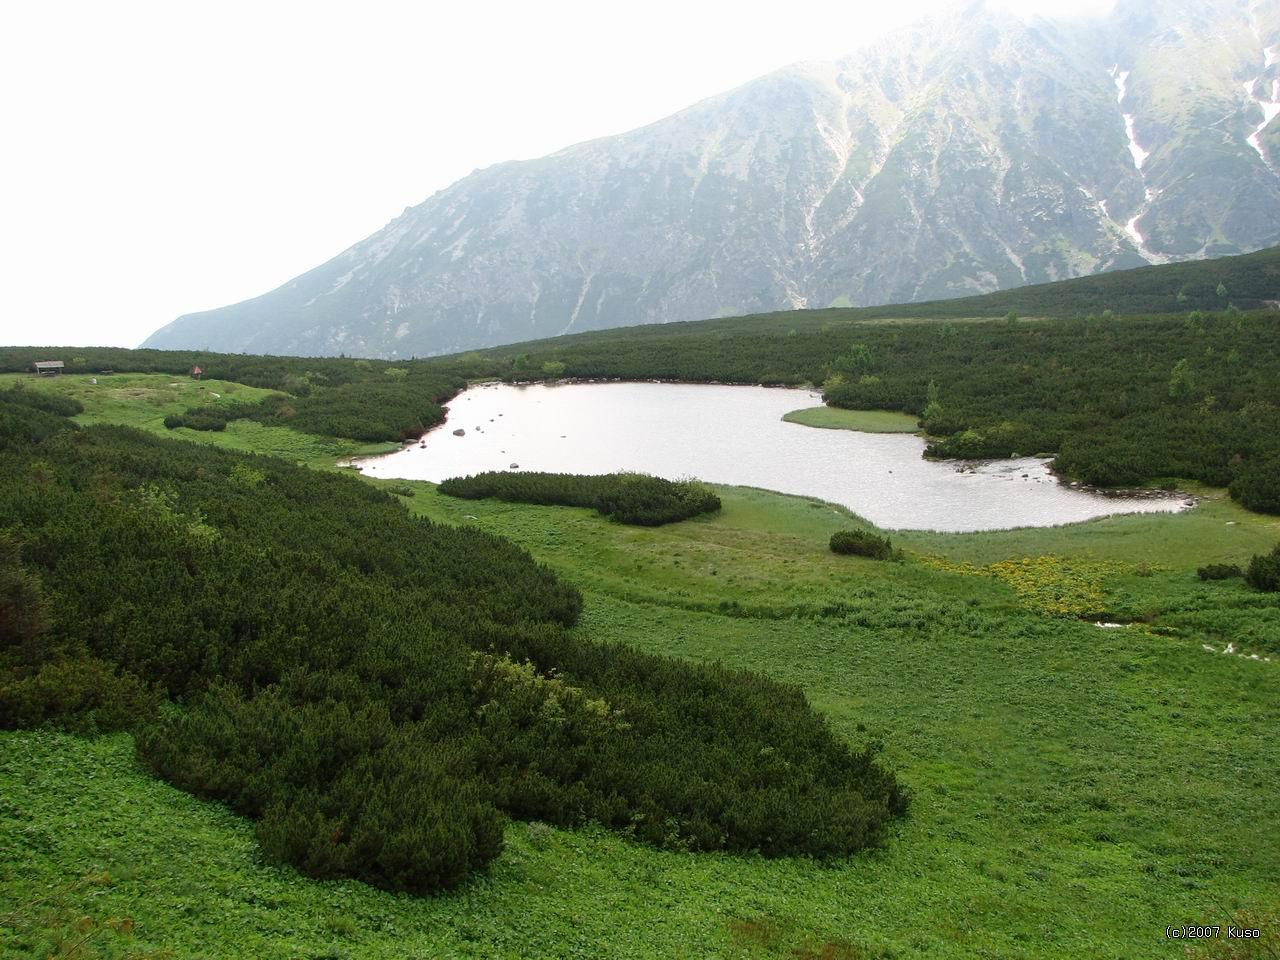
[
  {"xmin": 781, "ymin": 406, "xmax": 920, "ymax": 433},
  {"xmin": 0, "ymin": 372, "xmax": 399, "ymax": 468},
  {"xmin": 2, "ymin": 375, "xmax": 1278, "ymax": 959}
]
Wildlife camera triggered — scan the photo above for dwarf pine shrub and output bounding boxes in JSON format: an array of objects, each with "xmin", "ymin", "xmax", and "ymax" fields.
[{"xmin": 830, "ymin": 529, "xmax": 895, "ymax": 560}]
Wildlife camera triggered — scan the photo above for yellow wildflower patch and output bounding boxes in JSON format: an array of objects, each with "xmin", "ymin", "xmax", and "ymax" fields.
[{"xmin": 920, "ymin": 553, "xmax": 1136, "ymax": 617}]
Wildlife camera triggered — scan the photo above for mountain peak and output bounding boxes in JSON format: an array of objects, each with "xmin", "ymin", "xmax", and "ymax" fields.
[{"xmin": 144, "ymin": 0, "xmax": 1280, "ymax": 358}]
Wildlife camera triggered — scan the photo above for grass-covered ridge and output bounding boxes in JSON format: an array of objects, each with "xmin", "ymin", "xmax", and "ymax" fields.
[
  {"xmin": 468, "ymin": 244, "xmax": 1280, "ymax": 351},
  {"xmin": 439, "ymin": 471, "xmax": 721, "ymax": 525},
  {"xmin": 0, "ymin": 391, "xmax": 905, "ymax": 896}
]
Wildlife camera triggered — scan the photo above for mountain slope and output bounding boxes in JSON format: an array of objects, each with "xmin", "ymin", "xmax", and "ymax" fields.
[
  {"xmin": 146, "ymin": 0, "xmax": 1280, "ymax": 359},
  {"xmin": 474, "ymin": 243, "xmax": 1280, "ymax": 350}
]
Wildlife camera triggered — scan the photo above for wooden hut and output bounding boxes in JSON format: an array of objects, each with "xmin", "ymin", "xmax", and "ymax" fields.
[{"xmin": 32, "ymin": 360, "xmax": 64, "ymax": 376}]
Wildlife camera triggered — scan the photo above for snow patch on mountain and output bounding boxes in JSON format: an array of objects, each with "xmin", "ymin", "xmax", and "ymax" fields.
[
  {"xmin": 141, "ymin": 1, "xmax": 1280, "ymax": 359},
  {"xmin": 1244, "ymin": 71, "xmax": 1280, "ymax": 173},
  {"xmin": 1112, "ymin": 68, "xmax": 1150, "ymax": 171}
]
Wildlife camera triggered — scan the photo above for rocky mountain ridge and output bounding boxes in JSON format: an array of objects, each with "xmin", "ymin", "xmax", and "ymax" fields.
[{"xmin": 145, "ymin": 0, "xmax": 1280, "ymax": 358}]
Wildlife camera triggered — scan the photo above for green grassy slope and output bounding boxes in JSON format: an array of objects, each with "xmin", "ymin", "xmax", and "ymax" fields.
[
  {"xmin": 3, "ymin": 482, "xmax": 1278, "ymax": 958},
  {"xmin": 3, "ymin": 367, "xmax": 1279, "ymax": 957},
  {"xmin": 478, "ymin": 245, "xmax": 1280, "ymax": 353},
  {"xmin": 0, "ymin": 372, "xmax": 398, "ymax": 468}
]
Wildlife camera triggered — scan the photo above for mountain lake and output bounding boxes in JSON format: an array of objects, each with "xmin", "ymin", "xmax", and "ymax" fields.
[{"xmin": 355, "ymin": 381, "xmax": 1191, "ymax": 532}]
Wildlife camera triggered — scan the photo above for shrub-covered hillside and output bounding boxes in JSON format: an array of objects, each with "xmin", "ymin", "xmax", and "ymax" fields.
[
  {"xmin": 0, "ymin": 390, "xmax": 905, "ymax": 894},
  {"xmin": 0, "ymin": 348, "xmax": 462, "ymax": 443},
  {"xmin": 476, "ymin": 244, "xmax": 1280, "ymax": 346},
  {"xmin": 439, "ymin": 472, "xmax": 721, "ymax": 526}
]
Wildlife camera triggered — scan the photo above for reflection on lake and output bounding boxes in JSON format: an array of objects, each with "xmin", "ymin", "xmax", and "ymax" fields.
[{"xmin": 358, "ymin": 382, "xmax": 1190, "ymax": 532}]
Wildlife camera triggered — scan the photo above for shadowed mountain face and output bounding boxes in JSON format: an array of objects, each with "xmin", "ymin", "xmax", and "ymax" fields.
[{"xmin": 145, "ymin": 0, "xmax": 1280, "ymax": 358}]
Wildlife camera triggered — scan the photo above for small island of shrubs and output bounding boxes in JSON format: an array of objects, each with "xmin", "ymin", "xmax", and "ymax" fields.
[
  {"xmin": 439, "ymin": 471, "xmax": 721, "ymax": 526},
  {"xmin": 829, "ymin": 529, "xmax": 897, "ymax": 560}
]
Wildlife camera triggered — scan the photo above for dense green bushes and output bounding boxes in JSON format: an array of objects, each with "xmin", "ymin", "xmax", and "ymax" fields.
[
  {"xmin": 1246, "ymin": 546, "xmax": 1280, "ymax": 592},
  {"xmin": 163, "ymin": 408, "xmax": 228, "ymax": 431},
  {"xmin": 1230, "ymin": 461, "xmax": 1280, "ymax": 515},
  {"xmin": 159, "ymin": 381, "xmax": 451, "ymax": 441},
  {"xmin": 0, "ymin": 386, "xmax": 83, "ymax": 418},
  {"xmin": 830, "ymin": 529, "xmax": 896, "ymax": 560},
  {"xmin": 1, "ymin": 348, "xmax": 461, "ymax": 444},
  {"xmin": 1197, "ymin": 563, "xmax": 1243, "ymax": 581},
  {"xmin": 137, "ymin": 682, "xmax": 504, "ymax": 894},
  {"xmin": 248, "ymin": 376, "xmax": 454, "ymax": 442},
  {"xmin": 439, "ymin": 472, "xmax": 721, "ymax": 525},
  {"xmin": 0, "ymin": 398, "xmax": 904, "ymax": 893}
]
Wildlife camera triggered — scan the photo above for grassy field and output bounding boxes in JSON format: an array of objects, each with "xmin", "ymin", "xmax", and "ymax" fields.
[
  {"xmin": 781, "ymin": 406, "xmax": 920, "ymax": 433},
  {"xmin": 3, "ymin": 377, "xmax": 1279, "ymax": 959},
  {"xmin": 0, "ymin": 372, "xmax": 400, "ymax": 468}
]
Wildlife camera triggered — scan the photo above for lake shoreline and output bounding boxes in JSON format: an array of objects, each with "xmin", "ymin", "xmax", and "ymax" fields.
[
  {"xmin": 392, "ymin": 379, "xmax": 1197, "ymax": 509},
  {"xmin": 355, "ymin": 381, "xmax": 1192, "ymax": 532}
]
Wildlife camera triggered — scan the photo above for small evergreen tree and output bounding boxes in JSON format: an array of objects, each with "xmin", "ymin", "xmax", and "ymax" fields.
[
  {"xmin": 1168, "ymin": 359, "xmax": 1194, "ymax": 400},
  {"xmin": 923, "ymin": 380, "xmax": 943, "ymax": 421}
]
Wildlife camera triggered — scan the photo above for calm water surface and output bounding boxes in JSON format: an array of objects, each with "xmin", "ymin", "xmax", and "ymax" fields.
[{"xmin": 358, "ymin": 382, "xmax": 1189, "ymax": 531}]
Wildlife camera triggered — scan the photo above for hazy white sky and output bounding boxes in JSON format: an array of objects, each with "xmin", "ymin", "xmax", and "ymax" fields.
[{"xmin": 0, "ymin": 0, "xmax": 1115, "ymax": 348}]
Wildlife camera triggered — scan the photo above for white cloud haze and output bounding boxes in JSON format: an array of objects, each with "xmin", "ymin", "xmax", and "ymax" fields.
[{"xmin": 0, "ymin": 0, "xmax": 1116, "ymax": 348}]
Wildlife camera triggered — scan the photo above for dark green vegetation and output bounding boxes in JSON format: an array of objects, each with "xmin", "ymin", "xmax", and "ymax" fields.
[
  {"xmin": 0, "ymin": 348, "xmax": 460, "ymax": 443},
  {"xmin": 163, "ymin": 408, "xmax": 229, "ymax": 431},
  {"xmin": 439, "ymin": 472, "xmax": 721, "ymax": 526},
  {"xmin": 829, "ymin": 529, "xmax": 895, "ymax": 560},
  {"xmin": 484, "ymin": 244, "xmax": 1280, "ymax": 346},
  {"xmin": 4, "ymin": 478, "xmax": 1277, "ymax": 959},
  {"xmin": 0, "ymin": 391, "xmax": 904, "ymax": 896},
  {"xmin": 1246, "ymin": 545, "xmax": 1280, "ymax": 591},
  {"xmin": 1197, "ymin": 562, "xmax": 1243, "ymax": 581}
]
